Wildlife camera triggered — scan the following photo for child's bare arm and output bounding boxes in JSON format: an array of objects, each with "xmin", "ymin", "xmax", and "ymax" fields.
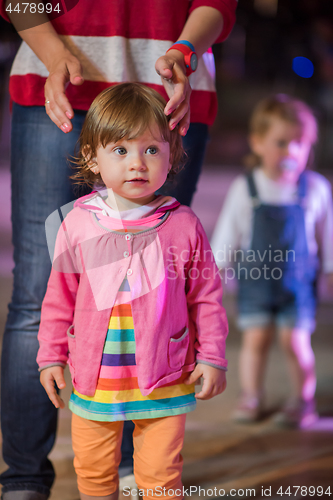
[
  {"xmin": 40, "ymin": 366, "xmax": 66, "ymax": 409},
  {"xmin": 184, "ymin": 363, "xmax": 226, "ymax": 400}
]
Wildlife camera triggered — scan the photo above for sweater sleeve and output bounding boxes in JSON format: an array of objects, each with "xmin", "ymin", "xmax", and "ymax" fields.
[
  {"xmin": 0, "ymin": 0, "xmax": 11, "ymax": 22},
  {"xmin": 37, "ymin": 219, "xmax": 80, "ymax": 370},
  {"xmin": 189, "ymin": 0, "xmax": 237, "ymax": 43},
  {"xmin": 185, "ymin": 217, "xmax": 228, "ymax": 370},
  {"xmin": 314, "ymin": 176, "xmax": 333, "ymax": 274},
  {"xmin": 210, "ymin": 175, "xmax": 249, "ymax": 268}
]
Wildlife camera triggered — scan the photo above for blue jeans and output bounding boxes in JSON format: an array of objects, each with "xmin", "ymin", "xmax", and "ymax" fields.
[
  {"xmin": 0, "ymin": 104, "xmax": 208, "ymax": 495},
  {"xmin": 158, "ymin": 122, "xmax": 209, "ymax": 206}
]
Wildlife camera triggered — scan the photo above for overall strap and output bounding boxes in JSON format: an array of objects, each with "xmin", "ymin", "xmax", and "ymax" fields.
[
  {"xmin": 297, "ymin": 171, "xmax": 308, "ymax": 202},
  {"xmin": 246, "ymin": 172, "xmax": 260, "ymax": 207}
]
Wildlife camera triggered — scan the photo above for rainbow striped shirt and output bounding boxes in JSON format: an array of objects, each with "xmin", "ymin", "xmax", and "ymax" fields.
[{"xmin": 68, "ymin": 195, "xmax": 196, "ymax": 421}]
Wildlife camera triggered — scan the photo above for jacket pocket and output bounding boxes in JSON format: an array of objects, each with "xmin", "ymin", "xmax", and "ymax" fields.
[
  {"xmin": 67, "ymin": 325, "xmax": 75, "ymax": 338},
  {"xmin": 168, "ymin": 327, "xmax": 189, "ymax": 370}
]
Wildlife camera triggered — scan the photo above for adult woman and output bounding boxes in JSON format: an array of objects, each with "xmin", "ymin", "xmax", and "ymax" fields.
[{"xmin": 0, "ymin": 1, "xmax": 236, "ymax": 498}]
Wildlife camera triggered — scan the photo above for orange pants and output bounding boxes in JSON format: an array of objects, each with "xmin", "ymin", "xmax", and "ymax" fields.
[{"xmin": 71, "ymin": 413, "xmax": 187, "ymax": 498}]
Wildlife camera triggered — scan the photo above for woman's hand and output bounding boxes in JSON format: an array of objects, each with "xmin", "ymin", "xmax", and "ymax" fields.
[
  {"xmin": 155, "ymin": 6, "xmax": 224, "ymax": 136},
  {"xmin": 184, "ymin": 363, "xmax": 227, "ymax": 400},
  {"xmin": 40, "ymin": 366, "xmax": 66, "ymax": 409},
  {"xmin": 155, "ymin": 50, "xmax": 191, "ymax": 136},
  {"xmin": 44, "ymin": 50, "xmax": 84, "ymax": 133},
  {"xmin": 4, "ymin": 13, "xmax": 84, "ymax": 134}
]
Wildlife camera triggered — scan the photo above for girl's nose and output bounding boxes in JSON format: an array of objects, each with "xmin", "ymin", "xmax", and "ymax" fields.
[{"xmin": 130, "ymin": 155, "xmax": 146, "ymax": 170}]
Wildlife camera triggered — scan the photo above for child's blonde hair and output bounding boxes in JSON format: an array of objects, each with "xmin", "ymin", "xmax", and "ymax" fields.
[
  {"xmin": 72, "ymin": 83, "xmax": 184, "ymax": 186},
  {"xmin": 245, "ymin": 94, "xmax": 318, "ymax": 168}
]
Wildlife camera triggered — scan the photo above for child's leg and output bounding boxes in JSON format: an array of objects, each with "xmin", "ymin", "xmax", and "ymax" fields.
[
  {"xmin": 278, "ymin": 326, "xmax": 316, "ymax": 401},
  {"xmin": 239, "ymin": 325, "xmax": 275, "ymax": 397},
  {"xmin": 71, "ymin": 413, "xmax": 123, "ymax": 499},
  {"xmin": 132, "ymin": 414, "xmax": 186, "ymax": 500}
]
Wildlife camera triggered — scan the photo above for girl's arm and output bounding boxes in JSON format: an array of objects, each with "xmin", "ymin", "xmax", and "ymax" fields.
[
  {"xmin": 184, "ymin": 218, "xmax": 229, "ymax": 399},
  {"xmin": 37, "ymin": 219, "xmax": 79, "ymax": 370},
  {"xmin": 185, "ymin": 218, "xmax": 229, "ymax": 371}
]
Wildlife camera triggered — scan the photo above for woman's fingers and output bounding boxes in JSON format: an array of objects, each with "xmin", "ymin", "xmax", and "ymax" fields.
[
  {"xmin": 156, "ymin": 53, "xmax": 192, "ymax": 134},
  {"xmin": 44, "ymin": 55, "xmax": 84, "ymax": 132}
]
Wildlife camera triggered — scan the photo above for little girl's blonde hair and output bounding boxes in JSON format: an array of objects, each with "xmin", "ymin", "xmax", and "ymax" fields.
[
  {"xmin": 72, "ymin": 83, "xmax": 184, "ymax": 186},
  {"xmin": 245, "ymin": 94, "xmax": 318, "ymax": 168}
]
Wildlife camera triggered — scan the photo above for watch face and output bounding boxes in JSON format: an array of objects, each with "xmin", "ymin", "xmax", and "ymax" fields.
[{"xmin": 190, "ymin": 53, "xmax": 198, "ymax": 71}]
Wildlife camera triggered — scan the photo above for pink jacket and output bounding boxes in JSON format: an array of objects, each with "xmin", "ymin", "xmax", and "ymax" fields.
[{"xmin": 37, "ymin": 196, "xmax": 228, "ymax": 396}]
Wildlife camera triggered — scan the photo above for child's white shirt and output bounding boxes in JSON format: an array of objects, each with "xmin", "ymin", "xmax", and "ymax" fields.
[
  {"xmin": 210, "ymin": 168, "xmax": 333, "ymax": 274},
  {"xmin": 87, "ymin": 189, "xmax": 176, "ymax": 219}
]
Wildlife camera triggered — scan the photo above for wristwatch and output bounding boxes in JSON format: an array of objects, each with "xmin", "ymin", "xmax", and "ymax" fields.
[{"xmin": 166, "ymin": 40, "xmax": 198, "ymax": 77}]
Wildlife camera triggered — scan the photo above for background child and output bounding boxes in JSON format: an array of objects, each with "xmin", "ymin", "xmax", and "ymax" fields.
[
  {"xmin": 211, "ymin": 94, "xmax": 333, "ymax": 428},
  {"xmin": 37, "ymin": 83, "xmax": 228, "ymax": 500}
]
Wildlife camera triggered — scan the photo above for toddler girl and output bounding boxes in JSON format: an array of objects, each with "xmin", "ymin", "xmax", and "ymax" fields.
[
  {"xmin": 211, "ymin": 94, "xmax": 333, "ymax": 428},
  {"xmin": 37, "ymin": 83, "xmax": 228, "ymax": 500}
]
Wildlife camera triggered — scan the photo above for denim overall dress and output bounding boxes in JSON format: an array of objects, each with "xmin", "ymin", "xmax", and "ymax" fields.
[{"xmin": 237, "ymin": 172, "xmax": 318, "ymax": 331}]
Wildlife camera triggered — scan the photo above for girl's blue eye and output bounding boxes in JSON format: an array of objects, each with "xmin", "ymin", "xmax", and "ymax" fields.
[
  {"xmin": 146, "ymin": 147, "xmax": 158, "ymax": 155},
  {"xmin": 115, "ymin": 147, "xmax": 127, "ymax": 155}
]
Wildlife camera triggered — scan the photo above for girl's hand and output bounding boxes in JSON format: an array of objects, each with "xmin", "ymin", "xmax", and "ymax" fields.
[
  {"xmin": 40, "ymin": 366, "xmax": 66, "ymax": 409},
  {"xmin": 44, "ymin": 50, "xmax": 84, "ymax": 133},
  {"xmin": 184, "ymin": 363, "xmax": 227, "ymax": 400},
  {"xmin": 155, "ymin": 50, "xmax": 191, "ymax": 136}
]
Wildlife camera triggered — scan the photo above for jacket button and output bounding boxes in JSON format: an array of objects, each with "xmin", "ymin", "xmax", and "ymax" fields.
[
  {"xmin": 125, "ymin": 234, "xmax": 132, "ymax": 241},
  {"xmin": 127, "ymin": 269, "xmax": 133, "ymax": 276},
  {"xmin": 124, "ymin": 251, "xmax": 129, "ymax": 258}
]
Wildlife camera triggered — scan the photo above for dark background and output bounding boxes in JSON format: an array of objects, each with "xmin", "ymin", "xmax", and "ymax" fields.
[{"xmin": 207, "ymin": 0, "xmax": 333, "ymax": 171}]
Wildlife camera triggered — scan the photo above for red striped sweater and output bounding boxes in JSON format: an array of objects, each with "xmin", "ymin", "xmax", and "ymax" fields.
[{"xmin": 1, "ymin": 0, "xmax": 237, "ymax": 125}]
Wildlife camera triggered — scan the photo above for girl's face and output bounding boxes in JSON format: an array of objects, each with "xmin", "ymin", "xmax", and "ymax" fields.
[
  {"xmin": 89, "ymin": 125, "xmax": 171, "ymax": 210},
  {"xmin": 250, "ymin": 116, "xmax": 313, "ymax": 181}
]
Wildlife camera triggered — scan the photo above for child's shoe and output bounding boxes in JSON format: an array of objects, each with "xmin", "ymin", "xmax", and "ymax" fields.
[
  {"xmin": 232, "ymin": 392, "xmax": 263, "ymax": 423},
  {"xmin": 119, "ymin": 474, "xmax": 138, "ymax": 500},
  {"xmin": 274, "ymin": 398, "xmax": 318, "ymax": 429}
]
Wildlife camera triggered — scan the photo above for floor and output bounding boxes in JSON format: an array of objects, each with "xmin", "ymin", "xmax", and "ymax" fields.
[{"xmin": 0, "ymin": 167, "xmax": 333, "ymax": 500}]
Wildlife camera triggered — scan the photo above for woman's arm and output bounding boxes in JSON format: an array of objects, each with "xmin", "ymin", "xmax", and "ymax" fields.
[
  {"xmin": 5, "ymin": 1, "xmax": 235, "ymax": 135},
  {"xmin": 155, "ymin": 6, "xmax": 225, "ymax": 135},
  {"xmin": 5, "ymin": 2, "xmax": 84, "ymax": 132}
]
